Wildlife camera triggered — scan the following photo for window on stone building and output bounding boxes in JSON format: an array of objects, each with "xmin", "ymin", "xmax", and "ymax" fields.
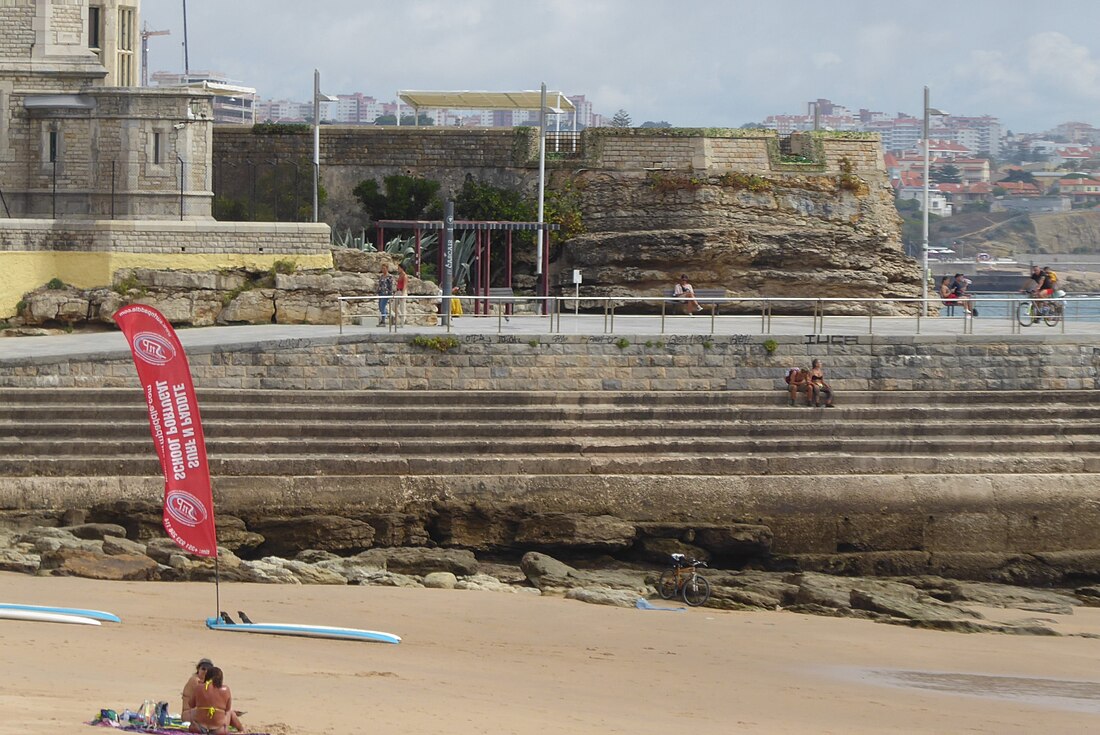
[
  {"xmin": 48, "ymin": 131, "xmax": 58, "ymax": 164},
  {"xmin": 153, "ymin": 131, "xmax": 163, "ymax": 164},
  {"xmin": 88, "ymin": 6, "xmax": 103, "ymax": 58},
  {"xmin": 117, "ymin": 7, "xmax": 135, "ymax": 86}
]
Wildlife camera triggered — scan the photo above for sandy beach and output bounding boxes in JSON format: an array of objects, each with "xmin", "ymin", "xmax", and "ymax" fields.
[{"xmin": 2, "ymin": 572, "xmax": 1099, "ymax": 734}]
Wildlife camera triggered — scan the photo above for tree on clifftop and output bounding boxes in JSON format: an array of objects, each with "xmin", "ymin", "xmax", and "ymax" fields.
[
  {"xmin": 640, "ymin": 120, "xmax": 671, "ymax": 128},
  {"xmin": 610, "ymin": 109, "xmax": 632, "ymax": 128}
]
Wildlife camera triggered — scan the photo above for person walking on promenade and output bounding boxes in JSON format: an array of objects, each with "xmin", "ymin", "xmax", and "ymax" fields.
[{"xmin": 377, "ymin": 263, "xmax": 396, "ymax": 326}]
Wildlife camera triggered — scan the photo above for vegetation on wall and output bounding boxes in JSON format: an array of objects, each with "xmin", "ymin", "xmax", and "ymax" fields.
[{"xmin": 354, "ymin": 174, "xmax": 441, "ymax": 223}]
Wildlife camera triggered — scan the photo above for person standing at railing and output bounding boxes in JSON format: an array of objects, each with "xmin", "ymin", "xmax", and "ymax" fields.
[
  {"xmin": 395, "ymin": 263, "xmax": 409, "ymax": 326},
  {"xmin": 377, "ymin": 263, "xmax": 396, "ymax": 327}
]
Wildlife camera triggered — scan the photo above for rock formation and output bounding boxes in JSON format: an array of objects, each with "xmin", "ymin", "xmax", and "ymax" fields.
[
  {"xmin": 9, "ymin": 250, "xmax": 441, "ymax": 329},
  {"xmin": 558, "ymin": 168, "xmax": 919, "ymax": 314}
]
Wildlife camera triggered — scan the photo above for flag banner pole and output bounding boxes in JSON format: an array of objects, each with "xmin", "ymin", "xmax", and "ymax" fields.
[{"xmin": 114, "ymin": 304, "xmax": 219, "ymax": 611}]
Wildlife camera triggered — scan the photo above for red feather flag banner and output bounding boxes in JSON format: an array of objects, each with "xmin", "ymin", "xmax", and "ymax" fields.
[{"xmin": 114, "ymin": 304, "xmax": 218, "ymax": 557}]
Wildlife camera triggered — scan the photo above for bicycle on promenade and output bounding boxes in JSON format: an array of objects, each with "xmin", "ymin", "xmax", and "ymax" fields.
[
  {"xmin": 1017, "ymin": 290, "xmax": 1065, "ymax": 327},
  {"xmin": 657, "ymin": 553, "xmax": 711, "ymax": 607}
]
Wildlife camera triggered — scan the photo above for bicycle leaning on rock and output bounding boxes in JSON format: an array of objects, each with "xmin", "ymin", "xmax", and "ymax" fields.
[{"xmin": 657, "ymin": 553, "xmax": 711, "ymax": 607}]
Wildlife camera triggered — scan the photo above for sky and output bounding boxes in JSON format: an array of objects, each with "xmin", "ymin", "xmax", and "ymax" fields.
[{"xmin": 141, "ymin": 0, "xmax": 1100, "ymax": 133}]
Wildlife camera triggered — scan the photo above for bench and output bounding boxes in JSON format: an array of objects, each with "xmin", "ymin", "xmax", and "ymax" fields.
[
  {"xmin": 663, "ymin": 288, "xmax": 726, "ymax": 315},
  {"xmin": 488, "ymin": 287, "xmax": 515, "ymax": 319}
]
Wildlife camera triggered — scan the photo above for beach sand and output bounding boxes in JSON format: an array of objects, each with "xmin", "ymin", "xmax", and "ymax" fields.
[{"xmin": 2, "ymin": 571, "xmax": 1099, "ymax": 734}]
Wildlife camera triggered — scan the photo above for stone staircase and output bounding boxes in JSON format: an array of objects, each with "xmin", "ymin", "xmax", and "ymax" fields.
[
  {"xmin": 2, "ymin": 387, "xmax": 1099, "ymax": 559},
  {"xmin": 1, "ymin": 388, "xmax": 1098, "ymax": 477}
]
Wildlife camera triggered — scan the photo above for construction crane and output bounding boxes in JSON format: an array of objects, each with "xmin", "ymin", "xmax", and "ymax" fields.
[{"xmin": 141, "ymin": 23, "xmax": 171, "ymax": 87}]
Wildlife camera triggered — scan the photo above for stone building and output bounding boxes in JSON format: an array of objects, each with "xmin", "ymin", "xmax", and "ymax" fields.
[
  {"xmin": 0, "ymin": 0, "xmax": 216, "ymax": 219},
  {"xmin": 0, "ymin": 0, "xmax": 332, "ymax": 319}
]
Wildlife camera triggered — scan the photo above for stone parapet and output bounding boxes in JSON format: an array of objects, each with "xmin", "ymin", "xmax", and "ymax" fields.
[{"xmin": 0, "ymin": 333, "xmax": 1095, "ymax": 392}]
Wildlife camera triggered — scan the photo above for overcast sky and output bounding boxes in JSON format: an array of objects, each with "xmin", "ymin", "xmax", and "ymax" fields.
[{"xmin": 141, "ymin": 0, "xmax": 1100, "ymax": 133}]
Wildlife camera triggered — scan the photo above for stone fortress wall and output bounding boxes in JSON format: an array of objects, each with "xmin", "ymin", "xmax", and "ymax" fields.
[{"xmin": 1, "ymin": 333, "xmax": 1093, "ymax": 392}]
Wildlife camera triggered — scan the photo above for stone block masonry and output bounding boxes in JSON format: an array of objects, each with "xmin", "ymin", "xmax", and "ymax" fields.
[{"xmin": 0, "ymin": 333, "xmax": 1095, "ymax": 392}]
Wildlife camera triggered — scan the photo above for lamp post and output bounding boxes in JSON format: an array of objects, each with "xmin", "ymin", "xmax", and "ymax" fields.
[
  {"xmin": 921, "ymin": 86, "xmax": 948, "ymax": 315},
  {"xmin": 312, "ymin": 69, "xmax": 338, "ymax": 223}
]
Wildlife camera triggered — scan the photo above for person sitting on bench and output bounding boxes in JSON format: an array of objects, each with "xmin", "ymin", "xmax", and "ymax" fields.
[{"xmin": 673, "ymin": 274, "xmax": 703, "ymax": 314}]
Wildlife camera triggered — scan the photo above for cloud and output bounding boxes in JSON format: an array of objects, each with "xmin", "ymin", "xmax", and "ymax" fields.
[
  {"xmin": 1026, "ymin": 31, "xmax": 1100, "ymax": 100},
  {"xmin": 812, "ymin": 52, "xmax": 842, "ymax": 69}
]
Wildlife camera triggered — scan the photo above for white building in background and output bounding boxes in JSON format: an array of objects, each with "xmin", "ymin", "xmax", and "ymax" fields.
[
  {"xmin": 150, "ymin": 70, "xmax": 255, "ymax": 124},
  {"xmin": 255, "ymin": 98, "xmax": 309, "ymax": 123}
]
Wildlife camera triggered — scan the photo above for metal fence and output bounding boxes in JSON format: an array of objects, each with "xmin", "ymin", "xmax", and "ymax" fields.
[{"xmin": 337, "ymin": 294, "xmax": 1100, "ymax": 336}]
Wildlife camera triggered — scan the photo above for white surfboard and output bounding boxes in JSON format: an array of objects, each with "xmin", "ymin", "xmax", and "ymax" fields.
[
  {"xmin": 206, "ymin": 616, "xmax": 400, "ymax": 644},
  {"xmin": 0, "ymin": 608, "xmax": 102, "ymax": 626},
  {"xmin": 0, "ymin": 603, "xmax": 120, "ymax": 623}
]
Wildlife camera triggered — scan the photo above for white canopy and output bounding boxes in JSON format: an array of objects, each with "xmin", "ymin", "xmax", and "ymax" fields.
[{"xmin": 397, "ymin": 90, "xmax": 574, "ymax": 113}]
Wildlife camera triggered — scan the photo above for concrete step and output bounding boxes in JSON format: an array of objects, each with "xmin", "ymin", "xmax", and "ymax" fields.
[
  {"xmin": 2, "ymin": 387, "xmax": 1100, "ymax": 408},
  {"xmin": 0, "ymin": 452, "xmax": 1096, "ymax": 477},
  {"xmin": 3, "ymin": 403, "xmax": 1100, "ymax": 424},
  {"xmin": 0, "ymin": 435, "xmax": 1092, "ymax": 457},
  {"xmin": 5, "ymin": 418, "xmax": 1099, "ymax": 440}
]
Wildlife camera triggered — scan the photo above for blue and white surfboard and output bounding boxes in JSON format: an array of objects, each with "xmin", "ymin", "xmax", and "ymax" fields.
[
  {"xmin": 206, "ymin": 616, "xmax": 401, "ymax": 644},
  {"xmin": 0, "ymin": 603, "xmax": 120, "ymax": 623}
]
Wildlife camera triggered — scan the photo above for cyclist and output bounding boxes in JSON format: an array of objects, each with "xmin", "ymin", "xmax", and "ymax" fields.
[
  {"xmin": 1024, "ymin": 265, "xmax": 1044, "ymax": 296},
  {"xmin": 1038, "ymin": 266, "xmax": 1059, "ymax": 299}
]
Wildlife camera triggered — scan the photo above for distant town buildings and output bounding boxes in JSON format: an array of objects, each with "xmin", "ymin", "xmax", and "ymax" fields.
[{"xmin": 150, "ymin": 71, "xmax": 256, "ymax": 125}]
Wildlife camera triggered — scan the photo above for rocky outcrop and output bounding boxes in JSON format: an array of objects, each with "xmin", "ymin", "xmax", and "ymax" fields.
[
  {"xmin": 558, "ymin": 168, "xmax": 919, "ymax": 314},
  {"xmin": 10, "ymin": 250, "xmax": 441, "ymax": 329}
]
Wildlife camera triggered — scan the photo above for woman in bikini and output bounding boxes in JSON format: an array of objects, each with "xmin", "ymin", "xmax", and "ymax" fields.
[
  {"xmin": 187, "ymin": 666, "xmax": 245, "ymax": 733},
  {"xmin": 809, "ymin": 359, "xmax": 834, "ymax": 408}
]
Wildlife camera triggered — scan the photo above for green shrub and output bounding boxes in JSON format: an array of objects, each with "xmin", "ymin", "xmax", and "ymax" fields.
[
  {"xmin": 719, "ymin": 172, "xmax": 772, "ymax": 192},
  {"xmin": 763, "ymin": 338, "xmax": 778, "ymax": 354},
  {"xmin": 702, "ymin": 340, "xmax": 713, "ymax": 350},
  {"xmin": 15, "ymin": 300, "xmax": 26, "ymax": 315},
  {"xmin": 113, "ymin": 273, "xmax": 143, "ymax": 295},
  {"xmin": 528, "ymin": 339, "xmax": 539, "ymax": 347},
  {"xmin": 46, "ymin": 278, "xmax": 65, "ymax": 290},
  {"xmin": 615, "ymin": 337, "xmax": 630, "ymax": 349},
  {"xmin": 412, "ymin": 335, "xmax": 460, "ymax": 352},
  {"xmin": 270, "ymin": 259, "xmax": 297, "ymax": 276}
]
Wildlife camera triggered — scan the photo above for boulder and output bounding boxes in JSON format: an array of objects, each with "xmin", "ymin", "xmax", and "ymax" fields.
[
  {"xmin": 101, "ymin": 535, "xmax": 147, "ymax": 556},
  {"xmin": 423, "ymin": 572, "xmax": 458, "ymax": 589},
  {"xmin": 213, "ymin": 516, "xmax": 265, "ymax": 554},
  {"xmin": 520, "ymin": 552, "xmax": 576, "ymax": 589},
  {"xmin": 936, "ymin": 581, "xmax": 1080, "ymax": 615},
  {"xmin": 565, "ymin": 587, "xmax": 640, "ymax": 608},
  {"xmin": 40, "ymin": 548, "xmax": 159, "ymax": 581},
  {"xmin": 0, "ymin": 548, "xmax": 40, "ymax": 574},
  {"xmin": 258, "ymin": 558, "xmax": 347, "ymax": 585},
  {"xmin": 455, "ymin": 574, "xmax": 524, "ymax": 593},
  {"xmin": 849, "ymin": 588, "xmax": 984, "ymax": 632},
  {"xmin": 367, "ymin": 514, "xmax": 432, "ymax": 548},
  {"xmin": 63, "ymin": 523, "xmax": 127, "ymax": 541},
  {"xmin": 352, "ymin": 547, "xmax": 477, "ymax": 577}
]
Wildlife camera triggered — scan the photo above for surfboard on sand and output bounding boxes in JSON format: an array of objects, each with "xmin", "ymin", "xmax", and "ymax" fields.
[
  {"xmin": 206, "ymin": 611, "xmax": 400, "ymax": 644},
  {"xmin": 0, "ymin": 608, "xmax": 102, "ymax": 626},
  {"xmin": 0, "ymin": 603, "xmax": 121, "ymax": 623}
]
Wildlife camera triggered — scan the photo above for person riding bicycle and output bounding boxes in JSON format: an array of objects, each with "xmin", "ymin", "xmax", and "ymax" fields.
[{"xmin": 1025, "ymin": 265, "xmax": 1058, "ymax": 299}]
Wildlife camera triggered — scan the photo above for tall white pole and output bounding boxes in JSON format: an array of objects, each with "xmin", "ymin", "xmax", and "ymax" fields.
[
  {"xmin": 312, "ymin": 69, "xmax": 320, "ymax": 222},
  {"xmin": 536, "ymin": 82, "xmax": 546, "ymax": 276},
  {"xmin": 921, "ymin": 85, "xmax": 930, "ymax": 316}
]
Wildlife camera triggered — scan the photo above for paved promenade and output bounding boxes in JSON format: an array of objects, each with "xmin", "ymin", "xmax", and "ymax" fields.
[{"xmin": 0, "ymin": 311, "xmax": 1094, "ymax": 364}]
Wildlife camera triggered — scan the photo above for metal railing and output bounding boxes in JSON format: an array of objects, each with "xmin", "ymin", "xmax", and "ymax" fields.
[{"xmin": 336, "ymin": 293, "xmax": 1100, "ymax": 336}]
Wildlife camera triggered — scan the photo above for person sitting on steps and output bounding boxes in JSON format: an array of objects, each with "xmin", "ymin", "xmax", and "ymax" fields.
[
  {"xmin": 809, "ymin": 359, "xmax": 834, "ymax": 408},
  {"xmin": 784, "ymin": 366, "xmax": 811, "ymax": 406}
]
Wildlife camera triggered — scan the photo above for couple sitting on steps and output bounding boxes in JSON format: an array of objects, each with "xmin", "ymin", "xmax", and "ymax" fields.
[{"xmin": 784, "ymin": 359, "xmax": 834, "ymax": 407}]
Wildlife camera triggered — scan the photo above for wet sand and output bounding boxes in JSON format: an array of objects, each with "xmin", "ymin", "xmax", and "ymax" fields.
[{"xmin": 2, "ymin": 572, "xmax": 1099, "ymax": 734}]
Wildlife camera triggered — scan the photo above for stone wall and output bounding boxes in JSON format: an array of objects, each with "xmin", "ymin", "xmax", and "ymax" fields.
[
  {"xmin": 0, "ymin": 219, "xmax": 333, "ymax": 317},
  {"xmin": 1, "ymin": 333, "xmax": 1095, "ymax": 392}
]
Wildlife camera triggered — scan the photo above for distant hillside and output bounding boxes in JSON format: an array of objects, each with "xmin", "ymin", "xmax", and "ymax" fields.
[{"xmin": 933, "ymin": 209, "xmax": 1100, "ymax": 256}]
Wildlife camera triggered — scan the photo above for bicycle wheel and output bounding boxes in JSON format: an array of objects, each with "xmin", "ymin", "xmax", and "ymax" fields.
[
  {"xmin": 681, "ymin": 575, "xmax": 711, "ymax": 607},
  {"xmin": 657, "ymin": 570, "xmax": 677, "ymax": 600},
  {"xmin": 1043, "ymin": 304, "xmax": 1061, "ymax": 327},
  {"xmin": 1016, "ymin": 301, "xmax": 1036, "ymax": 327}
]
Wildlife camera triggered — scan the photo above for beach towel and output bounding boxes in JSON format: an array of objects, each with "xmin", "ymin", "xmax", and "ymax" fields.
[{"xmin": 635, "ymin": 597, "xmax": 686, "ymax": 612}]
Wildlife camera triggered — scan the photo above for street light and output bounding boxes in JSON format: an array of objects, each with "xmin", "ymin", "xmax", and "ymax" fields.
[
  {"xmin": 922, "ymin": 85, "xmax": 949, "ymax": 315},
  {"xmin": 312, "ymin": 69, "xmax": 339, "ymax": 223}
]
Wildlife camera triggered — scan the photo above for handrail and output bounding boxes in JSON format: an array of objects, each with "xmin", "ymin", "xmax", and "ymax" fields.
[{"xmin": 335, "ymin": 293, "xmax": 1100, "ymax": 336}]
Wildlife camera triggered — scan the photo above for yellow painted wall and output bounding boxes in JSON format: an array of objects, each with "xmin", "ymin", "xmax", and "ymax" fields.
[{"xmin": 0, "ymin": 251, "xmax": 334, "ymax": 319}]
